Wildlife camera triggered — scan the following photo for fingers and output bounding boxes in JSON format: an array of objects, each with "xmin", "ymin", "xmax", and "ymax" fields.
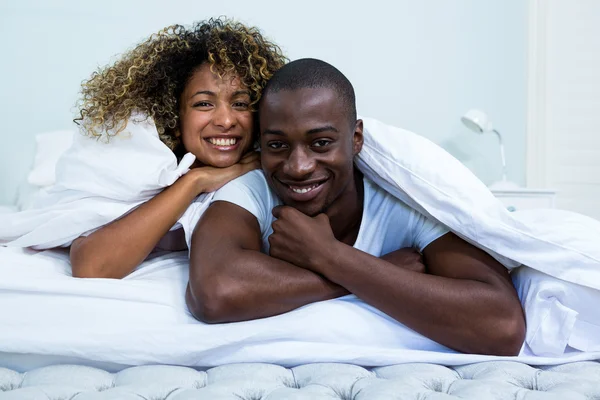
[
  {"xmin": 272, "ymin": 205, "xmax": 305, "ymax": 220},
  {"xmin": 272, "ymin": 205, "xmax": 284, "ymax": 219},
  {"xmin": 273, "ymin": 206, "xmax": 328, "ymax": 221},
  {"xmin": 315, "ymin": 213, "xmax": 330, "ymax": 223}
]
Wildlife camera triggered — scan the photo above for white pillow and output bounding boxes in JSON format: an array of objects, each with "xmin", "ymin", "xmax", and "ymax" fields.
[{"xmin": 27, "ymin": 130, "xmax": 75, "ymax": 187}]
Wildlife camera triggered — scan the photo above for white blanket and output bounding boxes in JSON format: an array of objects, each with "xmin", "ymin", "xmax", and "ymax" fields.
[
  {"xmin": 2, "ymin": 246, "xmax": 600, "ymax": 372},
  {"xmin": 1, "ymin": 116, "xmax": 600, "ymax": 368},
  {"xmin": 357, "ymin": 117, "xmax": 600, "ymax": 290}
]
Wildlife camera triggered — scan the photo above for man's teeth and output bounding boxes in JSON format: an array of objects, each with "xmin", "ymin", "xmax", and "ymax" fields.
[
  {"xmin": 290, "ymin": 184, "xmax": 320, "ymax": 194},
  {"xmin": 209, "ymin": 138, "xmax": 238, "ymax": 146}
]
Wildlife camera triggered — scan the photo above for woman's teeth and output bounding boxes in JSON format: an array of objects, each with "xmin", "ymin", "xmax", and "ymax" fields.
[
  {"xmin": 290, "ymin": 184, "xmax": 320, "ymax": 194},
  {"xmin": 208, "ymin": 138, "xmax": 238, "ymax": 146}
]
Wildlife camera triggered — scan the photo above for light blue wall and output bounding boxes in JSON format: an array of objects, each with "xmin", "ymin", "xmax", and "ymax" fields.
[{"xmin": 0, "ymin": 0, "xmax": 527, "ymax": 205}]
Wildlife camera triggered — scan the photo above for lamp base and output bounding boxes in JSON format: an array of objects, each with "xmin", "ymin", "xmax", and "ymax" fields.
[{"xmin": 488, "ymin": 180, "xmax": 520, "ymax": 190}]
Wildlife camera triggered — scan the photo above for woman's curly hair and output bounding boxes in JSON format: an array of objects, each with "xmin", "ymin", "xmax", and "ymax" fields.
[{"xmin": 75, "ymin": 17, "xmax": 287, "ymax": 155}]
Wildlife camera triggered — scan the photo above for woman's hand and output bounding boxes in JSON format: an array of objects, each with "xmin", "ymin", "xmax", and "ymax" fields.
[{"xmin": 189, "ymin": 151, "xmax": 261, "ymax": 194}]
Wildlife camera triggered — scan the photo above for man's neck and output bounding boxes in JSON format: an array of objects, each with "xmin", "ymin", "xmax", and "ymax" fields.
[{"xmin": 327, "ymin": 169, "xmax": 364, "ymax": 246}]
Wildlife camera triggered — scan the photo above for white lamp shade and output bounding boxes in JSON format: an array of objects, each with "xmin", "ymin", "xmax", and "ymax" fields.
[{"xmin": 461, "ymin": 109, "xmax": 493, "ymax": 133}]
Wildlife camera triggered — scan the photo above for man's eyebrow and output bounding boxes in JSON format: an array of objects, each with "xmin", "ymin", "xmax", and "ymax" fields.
[
  {"xmin": 262, "ymin": 129, "xmax": 285, "ymax": 136},
  {"xmin": 262, "ymin": 126, "xmax": 339, "ymax": 136},
  {"xmin": 307, "ymin": 125, "xmax": 339, "ymax": 135}
]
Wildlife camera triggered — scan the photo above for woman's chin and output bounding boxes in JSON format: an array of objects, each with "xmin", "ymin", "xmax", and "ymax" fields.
[{"xmin": 195, "ymin": 152, "xmax": 240, "ymax": 168}]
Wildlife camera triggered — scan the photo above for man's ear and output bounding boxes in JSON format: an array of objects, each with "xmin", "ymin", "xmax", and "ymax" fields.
[{"xmin": 353, "ymin": 119, "xmax": 364, "ymax": 156}]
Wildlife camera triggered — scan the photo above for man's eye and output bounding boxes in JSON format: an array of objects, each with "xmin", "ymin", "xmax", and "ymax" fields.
[
  {"xmin": 267, "ymin": 142, "xmax": 287, "ymax": 149},
  {"xmin": 313, "ymin": 139, "xmax": 332, "ymax": 147}
]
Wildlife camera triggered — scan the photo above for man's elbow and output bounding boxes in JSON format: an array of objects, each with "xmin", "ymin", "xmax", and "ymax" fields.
[
  {"xmin": 484, "ymin": 307, "xmax": 526, "ymax": 356},
  {"xmin": 186, "ymin": 281, "xmax": 240, "ymax": 324},
  {"xmin": 501, "ymin": 312, "xmax": 526, "ymax": 356}
]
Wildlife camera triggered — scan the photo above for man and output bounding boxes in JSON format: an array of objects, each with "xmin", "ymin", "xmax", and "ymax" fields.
[{"xmin": 186, "ymin": 58, "xmax": 526, "ymax": 356}]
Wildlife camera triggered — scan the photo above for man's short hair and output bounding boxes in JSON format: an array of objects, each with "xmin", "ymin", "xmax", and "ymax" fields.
[{"xmin": 261, "ymin": 58, "xmax": 357, "ymax": 125}]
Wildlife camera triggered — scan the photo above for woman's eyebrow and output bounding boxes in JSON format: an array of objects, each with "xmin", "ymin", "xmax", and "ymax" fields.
[
  {"xmin": 191, "ymin": 90, "xmax": 215, "ymax": 98},
  {"xmin": 232, "ymin": 90, "xmax": 251, "ymax": 97}
]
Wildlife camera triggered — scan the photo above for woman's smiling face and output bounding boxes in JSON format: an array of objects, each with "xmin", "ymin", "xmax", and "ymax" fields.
[{"xmin": 179, "ymin": 63, "xmax": 254, "ymax": 167}]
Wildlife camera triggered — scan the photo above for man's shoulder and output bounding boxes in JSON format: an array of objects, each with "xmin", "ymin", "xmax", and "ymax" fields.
[
  {"xmin": 212, "ymin": 170, "xmax": 278, "ymax": 234},
  {"xmin": 217, "ymin": 169, "xmax": 270, "ymax": 193},
  {"xmin": 213, "ymin": 169, "xmax": 275, "ymax": 204},
  {"xmin": 362, "ymin": 176, "xmax": 449, "ymax": 252},
  {"xmin": 363, "ymin": 177, "xmax": 406, "ymax": 209}
]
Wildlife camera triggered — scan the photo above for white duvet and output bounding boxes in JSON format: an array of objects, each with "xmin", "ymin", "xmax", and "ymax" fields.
[{"xmin": 1, "ymin": 115, "xmax": 600, "ymax": 370}]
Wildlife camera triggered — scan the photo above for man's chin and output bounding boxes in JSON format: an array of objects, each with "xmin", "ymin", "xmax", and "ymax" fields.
[{"xmin": 281, "ymin": 199, "xmax": 323, "ymax": 217}]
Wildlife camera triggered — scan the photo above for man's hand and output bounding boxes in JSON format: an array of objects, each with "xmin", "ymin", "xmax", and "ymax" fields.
[
  {"xmin": 380, "ymin": 248, "xmax": 427, "ymax": 274},
  {"xmin": 269, "ymin": 206, "xmax": 336, "ymax": 273}
]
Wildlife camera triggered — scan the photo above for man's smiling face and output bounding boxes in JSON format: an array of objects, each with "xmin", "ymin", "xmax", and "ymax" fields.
[{"xmin": 259, "ymin": 87, "xmax": 363, "ymax": 216}]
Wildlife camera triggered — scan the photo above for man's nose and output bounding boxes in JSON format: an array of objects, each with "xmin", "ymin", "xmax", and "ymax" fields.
[{"xmin": 283, "ymin": 147, "xmax": 316, "ymax": 179}]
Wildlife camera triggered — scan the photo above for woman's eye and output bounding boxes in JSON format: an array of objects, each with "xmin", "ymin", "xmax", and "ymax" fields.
[
  {"xmin": 193, "ymin": 101, "xmax": 211, "ymax": 107},
  {"xmin": 233, "ymin": 102, "xmax": 249, "ymax": 109}
]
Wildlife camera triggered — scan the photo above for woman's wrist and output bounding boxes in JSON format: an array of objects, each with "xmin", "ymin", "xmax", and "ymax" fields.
[{"xmin": 178, "ymin": 168, "xmax": 207, "ymax": 197}]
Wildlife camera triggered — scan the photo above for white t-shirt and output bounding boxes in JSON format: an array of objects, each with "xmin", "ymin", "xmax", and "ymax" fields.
[{"xmin": 212, "ymin": 170, "xmax": 448, "ymax": 256}]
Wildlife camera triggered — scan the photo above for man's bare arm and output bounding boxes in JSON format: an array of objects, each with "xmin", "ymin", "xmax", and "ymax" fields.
[
  {"xmin": 325, "ymin": 233, "xmax": 524, "ymax": 355},
  {"xmin": 269, "ymin": 207, "xmax": 525, "ymax": 356},
  {"xmin": 186, "ymin": 201, "xmax": 348, "ymax": 323}
]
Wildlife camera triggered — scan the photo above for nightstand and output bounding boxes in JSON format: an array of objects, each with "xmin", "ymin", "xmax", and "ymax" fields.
[{"xmin": 491, "ymin": 188, "xmax": 557, "ymax": 212}]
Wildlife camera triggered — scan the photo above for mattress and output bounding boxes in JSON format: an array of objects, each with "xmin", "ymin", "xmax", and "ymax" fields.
[{"xmin": 1, "ymin": 361, "xmax": 599, "ymax": 399}]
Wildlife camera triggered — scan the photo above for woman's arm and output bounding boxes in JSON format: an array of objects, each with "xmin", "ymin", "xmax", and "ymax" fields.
[{"xmin": 70, "ymin": 154, "xmax": 258, "ymax": 279}]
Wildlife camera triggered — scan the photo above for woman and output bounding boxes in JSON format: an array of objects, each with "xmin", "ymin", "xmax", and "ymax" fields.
[{"xmin": 70, "ymin": 18, "xmax": 287, "ymax": 279}]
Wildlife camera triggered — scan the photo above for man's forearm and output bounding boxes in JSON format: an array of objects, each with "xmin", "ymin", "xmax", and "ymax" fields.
[
  {"xmin": 188, "ymin": 250, "xmax": 348, "ymax": 323},
  {"xmin": 321, "ymin": 243, "xmax": 524, "ymax": 355}
]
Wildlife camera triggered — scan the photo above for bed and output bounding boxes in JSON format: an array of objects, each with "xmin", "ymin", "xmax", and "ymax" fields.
[{"xmin": 2, "ymin": 129, "xmax": 600, "ymax": 399}]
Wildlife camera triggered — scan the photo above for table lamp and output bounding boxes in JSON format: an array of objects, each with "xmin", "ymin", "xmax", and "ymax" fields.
[{"xmin": 461, "ymin": 109, "xmax": 519, "ymax": 190}]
